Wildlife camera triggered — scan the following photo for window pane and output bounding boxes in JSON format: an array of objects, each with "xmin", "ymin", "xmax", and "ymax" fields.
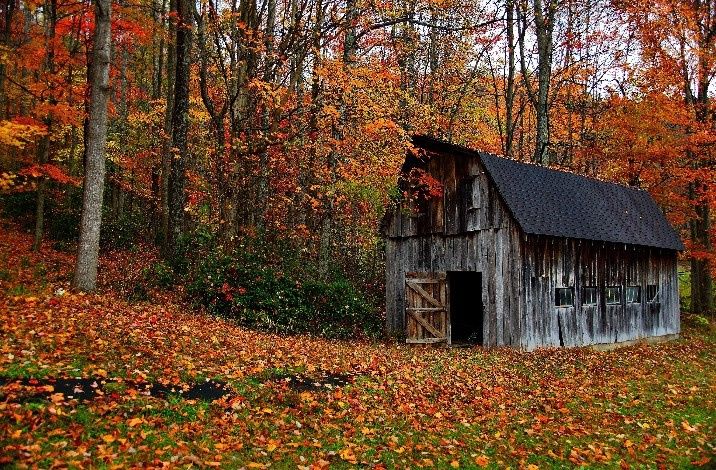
[
  {"xmin": 583, "ymin": 287, "xmax": 597, "ymax": 306},
  {"xmin": 646, "ymin": 285, "xmax": 659, "ymax": 303},
  {"xmin": 555, "ymin": 288, "xmax": 574, "ymax": 307},
  {"xmin": 626, "ymin": 286, "xmax": 641, "ymax": 303},
  {"xmin": 605, "ymin": 287, "xmax": 621, "ymax": 305}
]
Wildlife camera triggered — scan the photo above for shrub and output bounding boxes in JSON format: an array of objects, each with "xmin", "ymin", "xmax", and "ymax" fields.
[
  {"xmin": 170, "ymin": 224, "xmax": 216, "ymax": 275},
  {"xmin": 692, "ymin": 314, "xmax": 710, "ymax": 329},
  {"xmin": 187, "ymin": 244, "xmax": 382, "ymax": 339},
  {"xmin": 143, "ymin": 260, "xmax": 175, "ymax": 288}
]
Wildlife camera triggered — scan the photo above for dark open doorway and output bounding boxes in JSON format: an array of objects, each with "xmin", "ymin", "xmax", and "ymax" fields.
[{"xmin": 448, "ymin": 271, "xmax": 483, "ymax": 344}]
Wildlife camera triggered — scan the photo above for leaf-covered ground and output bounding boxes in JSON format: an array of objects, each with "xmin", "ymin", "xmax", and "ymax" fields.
[{"xmin": 1, "ymin": 222, "xmax": 715, "ymax": 469}]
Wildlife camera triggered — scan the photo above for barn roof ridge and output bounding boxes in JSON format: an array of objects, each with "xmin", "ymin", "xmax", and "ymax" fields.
[
  {"xmin": 410, "ymin": 134, "xmax": 684, "ymax": 251},
  {"xmin": 411, "ymin": 134, "xmax": 643, "ymax": 192}
]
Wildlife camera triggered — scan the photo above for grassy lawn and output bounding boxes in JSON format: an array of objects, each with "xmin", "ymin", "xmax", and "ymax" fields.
[{"xmin": 1, "ymin": 223, "xmax": 715, "ymax": 469}]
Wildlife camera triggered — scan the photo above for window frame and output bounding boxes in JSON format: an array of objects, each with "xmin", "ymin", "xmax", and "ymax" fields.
[
  {"xmin": 555, "ymin": 287, "xmax": 575, "ymax": 307},
  {"xmin": 582, "ymin": 286, "xmax": 598, "ymax": 306},
  {"xmin": 646, "ymin": 285, "xmax": 659, "ymax": 303},
  {"xmin": 605, "ymin": 286, "xmax": 622, "ymax": 305},
  {"xmin": 626, "ymin": 286, "xmax": 641, "ymax": 304}
]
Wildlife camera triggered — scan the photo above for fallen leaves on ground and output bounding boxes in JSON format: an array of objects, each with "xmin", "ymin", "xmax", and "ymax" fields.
[{"xmin": 1, "ymin": 222, "xmax": 715, "ymax": 468}]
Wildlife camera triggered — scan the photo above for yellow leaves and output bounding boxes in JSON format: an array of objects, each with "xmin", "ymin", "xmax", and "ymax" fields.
[
  {"xmin": 127, "ymin": 417, "xmax": 144, "ymax": 427},
  {"xmin": 474, "ymin": 455, "xmax": 489, "ymax": 467},
  {"xmin": 450, "ymin": 460, "xmax": 460, "ymax": 468},
  {"xmin": 339, "ymin": 447, "xmax": 358, "ymax": 464},
  {"xmin": 681, "ymin": 420, "xmax": 698, "ymax": 433},
  {"xmin": 49, "ymin": 392, "xmax": 65, "ymax": 404},
  {"xmin": 0, "ymin": 172, "xmax": 17, "ymax": 191},
  {"xmin": 101, "ymin": 434, "xmax": 115, "ymax": 444},
  {"xmin": 0, "ymin": 119, "xmax": 47, "ymax": 149}
]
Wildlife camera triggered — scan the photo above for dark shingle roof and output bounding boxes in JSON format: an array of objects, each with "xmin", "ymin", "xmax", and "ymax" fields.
[{"xmin": 411, "ymin": 136, "xmax": 684, "ymax": 250}]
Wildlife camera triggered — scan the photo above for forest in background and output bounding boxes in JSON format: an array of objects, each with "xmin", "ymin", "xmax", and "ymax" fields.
[{"xmin": 0, "ymin": 0, "xmax": 714, "ymax": 333}]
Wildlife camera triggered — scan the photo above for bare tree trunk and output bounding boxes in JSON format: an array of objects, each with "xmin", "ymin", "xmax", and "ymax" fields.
[
  {"xmin": 160, "ymin": 0, "xmax": 176, "ymax": 252},
  {"xmin": 167, "ymin": 0, "xmax": 193, "ymax": 256},
  {"xmin": 257, "ymin": 0, "xmax": 277, "ymax": 229},
  {"xmin": 684, "ymin": 18, "xmax": 714, "ymax": 314},
  {"xmin": 517, "ymin": 0, "xmax": 556, "ymax": 164},
  {"xmin": 32, "ymin": 0, "xmax": 57, "ymax": 251},
  {"xmin": 196, "ymin": 3, "xmax": 230, "ymax": 238},
  {"xmin": 318, "ymin": 0, "xmax": 357, "ymax": 275},
  {"xmin": 73, "ymin": 0, "xmax": 111, "ymax": 292},
  {"xmin": 690, "ymin": 184, "xmax": 712, "ymax": 313},
  {"xmin": 505, "ymin": 0, "xmax": 516, "ymax": 157},
  {"xmin": 32, "ymin": 130, "xmax": 49, "ymax": 251},
  {"xmin": 533, "ymin": 0, "xmax": 555, "ymax": 164},
  {"xmin": 0, "ymin": 0, "xmax": 16, "ymax": 119}
]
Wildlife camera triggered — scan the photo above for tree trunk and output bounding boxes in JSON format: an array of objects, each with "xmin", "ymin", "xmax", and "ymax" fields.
[
  {"xmin": 0, "ymin": 0, "xmax": 16, "ymax": 119},
  {"xmin": 533, "ymin": 0, "xmax": 555, "ymax": 164},
  {"xmin": 160, "ymin": 0, "xmax": 176, "ymax": 252},
  {"xmin": 167, "ymin": 0, "xmax": 193, "ymax": 256},
  {"xmin": 257, "ymin": 0, "xmax": 277, "ymax": 229},
  {"xmin": 684, "ymin": 18, "xmax": 714, "ymax": 314},
  {"xmin": 505, "ymin": 0, "xmax": 516, "ymax": 157},
  {"xmin": 690, "ymin": 191, "xmax": 713, "ymax": 313},
  {"xmin": 73, "ymin": 0, "xmax": 111, "ymax": 292},
  {"xmin": 32, "ymin": 131, "xmax": 49, "ymax": 251},
  {"xmin": 517, "ymin": 0, "xmax": 555, "ymax": 164},
  {"xmin": 196, "ymin": 4, "xmax": 231, "ymax": 240},
  {"xmin": 33, "ymin": 0, "xmax": 57, "ymax": 251}
]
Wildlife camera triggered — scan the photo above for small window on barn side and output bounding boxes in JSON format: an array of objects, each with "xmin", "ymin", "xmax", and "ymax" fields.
[
  {"xmin": 626, "ymin": 286, "xmax": 641, "ymax": 303},
  {"xmin": 646, "ymin": 285, "xmax": 659, "ymax": 303},
  {"xmin": 582, "ymin": 287, "xmax": 598, "ymax": 306},
  {"xmin": 555, "ymin": 288, "xmax": 574, "ymax": 307},
  {"xmin": 605, "ymin": 286, "xmax": 621, "ymax": 305}
]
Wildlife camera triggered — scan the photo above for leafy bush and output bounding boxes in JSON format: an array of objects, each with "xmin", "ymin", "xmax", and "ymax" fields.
[
  {"xmin": 169, "ymin": 224, "xmax": 216, "ymax": 275},
  {"xmin": 143, "ymin": 260, "xmax": 175, "ymax": 288},
  {"xmin": 692, "ymin": 314, "xmax": 711, "ymax": 329},
  {"xmin": 187, "ymin": 244, "xmax": 382, "ymax": 339}
]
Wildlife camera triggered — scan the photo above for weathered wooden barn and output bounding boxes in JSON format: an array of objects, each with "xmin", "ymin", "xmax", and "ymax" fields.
[{"xmin": 383, "ymin": 136, "xmax": 684, "ymax": 349}]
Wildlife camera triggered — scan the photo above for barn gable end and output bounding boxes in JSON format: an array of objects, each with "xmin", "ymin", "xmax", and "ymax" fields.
[{"xmin": 385, "ymin": 136, "xmax": 682, "ymax": 350}]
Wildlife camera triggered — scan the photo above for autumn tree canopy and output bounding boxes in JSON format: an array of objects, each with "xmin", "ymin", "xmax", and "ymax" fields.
[{"xmin": 0, "ymin": 0, "xmax": 713, "ymax": 307}]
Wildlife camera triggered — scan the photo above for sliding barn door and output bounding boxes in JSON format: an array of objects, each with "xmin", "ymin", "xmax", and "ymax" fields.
[{"xmin": 405, "ymin": 272, "xmax": 449, "ymax": 344}]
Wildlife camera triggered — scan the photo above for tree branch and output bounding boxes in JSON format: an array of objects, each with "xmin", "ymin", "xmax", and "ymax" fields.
[{"xmin": 355, "ymin": 15, "xmax": 503, "ymax": 41}]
